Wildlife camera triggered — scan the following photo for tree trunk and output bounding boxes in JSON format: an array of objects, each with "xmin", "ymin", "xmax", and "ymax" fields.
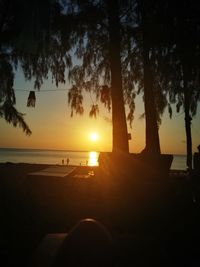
[
  {"xmin": 183, "ymin": 70, "xmax": 192, "ymax": 171},
  {"xmin": 140, "ymin": 1, "xmax": 161, "ymax": 154},
  {"xmin": 107, "ymin": 0, "xmax": 129, "ymax": 153},
  {"xmin": 184, "ymin": 104, "xmax": 192, "ymax": 171}
]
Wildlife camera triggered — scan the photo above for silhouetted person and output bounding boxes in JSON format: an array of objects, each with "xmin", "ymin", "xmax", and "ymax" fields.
[
  {"xmin": 66, "ymin": 158, "xmax": 69, "ymax": 165},
  {"xmin": 193, "ymin": 145, "xmax": 200, "ymax": 173},
  {"xmin": 53, "ymin": 218, "xmax": 114, "ymax": 266}
]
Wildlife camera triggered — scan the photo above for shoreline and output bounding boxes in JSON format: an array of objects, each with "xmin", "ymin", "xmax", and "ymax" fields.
[
  {"xmin": 1, "ymin": 161, "xmax": 188, "ymax": 170},
  {"xmin": 0, "ymin": 150, "xmax": 188, "ymax": 170},
  {"xmin": 0, "ymin": 162, "xmax": 189, "ymax": 181}
]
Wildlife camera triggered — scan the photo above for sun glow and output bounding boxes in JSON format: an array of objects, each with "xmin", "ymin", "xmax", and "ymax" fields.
[{"xmin": 89, "ymin": 132, "xmax": 99, "ymax": 142}]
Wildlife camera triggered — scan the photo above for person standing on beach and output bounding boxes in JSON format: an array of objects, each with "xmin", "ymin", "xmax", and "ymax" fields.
[{"xmin": 67, "ymin": 158, "xmax": 70, "ymax": 165}]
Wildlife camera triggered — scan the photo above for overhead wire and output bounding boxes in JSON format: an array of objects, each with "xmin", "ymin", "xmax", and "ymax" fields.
[{"xmin": 14, "ymin": 88, "xmax": 70, "ymax": 92}]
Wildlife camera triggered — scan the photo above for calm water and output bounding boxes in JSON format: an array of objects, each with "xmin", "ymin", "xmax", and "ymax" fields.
[
  {"xmin": 0, "ymin": 148, "xmax": 99, "ymax": 166},
  {"xmin": 0, "ymin": 148, "xmax": 187, "ymax": 170}
]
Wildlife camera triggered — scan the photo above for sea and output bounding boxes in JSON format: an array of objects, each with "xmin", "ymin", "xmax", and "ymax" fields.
[{"xmin": 0, "ymin": 148, "xmax": 187, "ymax": 170}]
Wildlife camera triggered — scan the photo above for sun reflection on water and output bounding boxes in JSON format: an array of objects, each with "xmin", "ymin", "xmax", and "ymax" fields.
[{"xmin": 88, "ymin": 151, "xmax": 99, "ymax": 166}]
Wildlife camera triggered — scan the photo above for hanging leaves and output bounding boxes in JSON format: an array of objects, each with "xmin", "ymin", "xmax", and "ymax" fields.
[
  {"xmin": 168, "ymin": 104, "xmax": 172, "ymax": 118},
  {"xmin": 68, "ymin": 85, "xmax": 84, "ymax": 116},
  {"xmin": 127, "ymin": 107, "xmax": 134, "ymax": 128},
  {"xmin": 89, "ymin": 104, "xmax": 99, "ymax": 118},
  {"xmin": 100, "ymin": 85, "xmax": 111, "ymax": 111},
  {"xmin": 0, "ymin": 100, "xmax": 32, "ymax": 135},
  {"xmin": 176, "ymin": 101, "xmax": 182, "ymax": 113},
  {"xmin": 27, "ymin": 91, "xmax": 36, "ymax": 107}
]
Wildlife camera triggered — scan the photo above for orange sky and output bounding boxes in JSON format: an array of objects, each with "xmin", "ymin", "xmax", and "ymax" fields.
[{"xmin": 0, "ymin": 69, "xmax": 200, "ymax": 155}]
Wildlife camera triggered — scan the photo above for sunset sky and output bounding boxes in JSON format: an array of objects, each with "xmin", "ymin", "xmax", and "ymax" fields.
[{"xmin": 0, "ymin": 67, "xmax": 200, "ymax": 155}]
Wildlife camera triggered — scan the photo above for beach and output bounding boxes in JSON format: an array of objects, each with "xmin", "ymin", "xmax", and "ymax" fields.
[{"xmin": 1, "ymin": 162, "xmax": 200, "ymax": 266}]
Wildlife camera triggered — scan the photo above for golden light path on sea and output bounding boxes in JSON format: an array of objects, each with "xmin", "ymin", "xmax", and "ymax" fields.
[{"xmin": 88, "ymin": 151, "xmax": 98, "ymax": 166}]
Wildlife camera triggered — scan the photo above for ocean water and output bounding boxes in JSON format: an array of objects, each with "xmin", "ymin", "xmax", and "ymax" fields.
[
  {"xmin": 0, "ymin": 148, "xmax": 99, "ymax": 166},
  {"xmin": 0, "ymin": 148, "xmax": 187, "ymax": 170}
]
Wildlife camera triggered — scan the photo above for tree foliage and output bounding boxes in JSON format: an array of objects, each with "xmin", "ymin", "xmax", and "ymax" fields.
[{"xmin": 1, "ymin": 0, "xmax": 200, "ymax": 158}]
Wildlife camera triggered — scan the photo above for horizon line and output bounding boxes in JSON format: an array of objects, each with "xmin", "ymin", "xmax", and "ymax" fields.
[{"xmin": 0, "ymin": 147, "xmax": 186, "ymax": 156}]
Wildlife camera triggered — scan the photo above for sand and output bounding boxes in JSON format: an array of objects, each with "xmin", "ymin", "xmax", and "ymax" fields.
[{"xmin": 0, "ymin": 162, "xmax": 200, "ymax": 266}]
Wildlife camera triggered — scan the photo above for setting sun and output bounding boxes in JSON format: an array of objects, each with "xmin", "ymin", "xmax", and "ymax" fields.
[{"xmin": 89, "ymin": 132, "xmax": 99, "ymax": 142}]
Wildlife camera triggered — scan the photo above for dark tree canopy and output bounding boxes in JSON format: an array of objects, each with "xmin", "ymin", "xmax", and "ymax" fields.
[{"xmin": 1, "ymin": 0, "xmax": 200, "ymax": 159}]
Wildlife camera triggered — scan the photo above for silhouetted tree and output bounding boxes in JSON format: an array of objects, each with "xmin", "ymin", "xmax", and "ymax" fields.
[
  {"xmin": 107, "ymin": 0, "xmax": 129, "ymax": 152},
  {"xmin": 0, "ymin": 0, "xmax": 171, "ymax": 156},
  {"xmin": 3, "ymin": 0, "xmax": 199, "ymax": 167},
  {"xmin": 60, "ymin": 0, "xmax": 136, "ymax": 153},
  {"xmin": 139, "ymin": 0, "xmax": 161, "ymax": 154},
  {"xmin": 129, "ymin": 0, "xmax": 200, "ymax": 163},
  {"xmin": 163, "ymin": 1, "xmax": 200, "ymax": 170},
  {"xmin": 124, "ymin": 0, "xmax": 170, "ymax": 154},
  {"xmin": 0, "ymin": 0, "xmax": 31, "ymax": 134},
  {"xmin": 0, "ymin": 0, "xmax": 70, "ymax": 134}
]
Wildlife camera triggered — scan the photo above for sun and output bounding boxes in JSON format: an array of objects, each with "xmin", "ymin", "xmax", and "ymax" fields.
[{"xmin": 89, "ymin": 132, "xmax": 99, "ymax": 142}]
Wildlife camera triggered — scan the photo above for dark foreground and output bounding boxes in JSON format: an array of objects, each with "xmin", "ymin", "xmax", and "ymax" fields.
[{"xmin": 0, "ymin": 163, "xmax": 200, "ymax": 266}]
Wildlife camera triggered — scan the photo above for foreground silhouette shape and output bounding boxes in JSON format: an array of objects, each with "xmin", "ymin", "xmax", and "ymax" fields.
[
  {"xmin": 30, "ymin": 218, "xmax": 114, "ymax": 267},
  {"xmin": 52, "ymin": 218, "xmax": 114, "ymax": 266},
  {"xmin": 54, "ymin": 219, "xmax": 112, "ymax": 266}
]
